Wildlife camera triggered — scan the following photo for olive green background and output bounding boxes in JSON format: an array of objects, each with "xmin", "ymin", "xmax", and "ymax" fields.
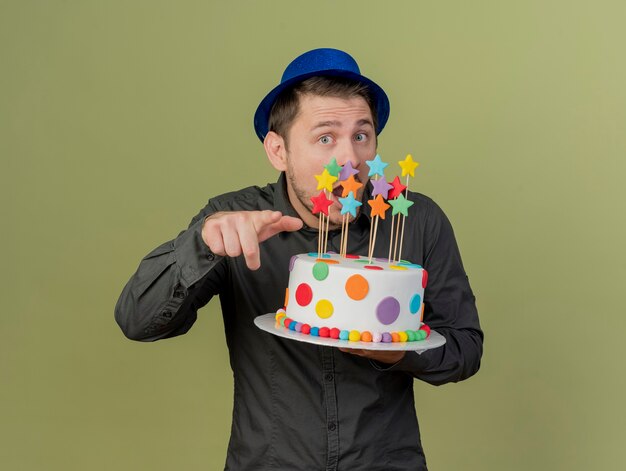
[{"xmin": 2, "ymin": 1, "xmax": 625, "ymax": 470}]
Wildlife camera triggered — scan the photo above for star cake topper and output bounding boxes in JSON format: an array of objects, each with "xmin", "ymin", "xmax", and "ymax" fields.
[
  {"xmin": 311, "ymin": 190, "xmax": 333, "ymax": 215},
  {"xmin": 368, "ymin": 194, "xmax": 391, "ymax": 219},
  {"xmin": 398, "ymin": 154, "xmax": 419, "ymax": 177},
  {"xmin": 341, "ymin": 175, "xmax": 363, "ymax": 197},
  {"xmin": 389, "ymin": 193, "xmax": 414, "ymax": 217},
  {"xmin": 338, "ymin": 161, "xmax": 359, "ymax": 181},
  {"xmin": 370, "ymin": 175, "xmax": 394, "ymax": 200},
  {"xmin": 324, "ymin": 157, "xmax": 342, "ymax": 178},
  {"xmin": 388, "ymin": 176, "xmax": 407, "ymax": 199},
  {"xmin": 314, "ymin": 169, "xmax": 338, "ymax": 192},
  {"xmin": 339, "ymin": 191, "xmax": 362, "ymax": 217},
  {"xmin": 366, "ymin": 154, "xmax": 388, "ymax": 178}
]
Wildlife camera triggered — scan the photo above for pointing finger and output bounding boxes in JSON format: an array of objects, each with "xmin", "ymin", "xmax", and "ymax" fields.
[{"xmin": 236, "ymin": 216, "xmax": 262, "ymax": 270}]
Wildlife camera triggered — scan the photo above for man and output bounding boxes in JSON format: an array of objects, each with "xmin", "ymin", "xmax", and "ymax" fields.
[{"xmin": 115, "ymin": 48, "xmax": 483, "ymax": 470}]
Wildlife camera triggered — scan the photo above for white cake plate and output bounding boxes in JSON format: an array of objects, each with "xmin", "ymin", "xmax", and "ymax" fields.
[{"xmin": 254, "ymin": 313, "xmax": 446, "ymax": 353}]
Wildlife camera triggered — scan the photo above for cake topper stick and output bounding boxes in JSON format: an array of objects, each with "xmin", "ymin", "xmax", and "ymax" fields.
[
  {"xmin": 339, "ymin": 191, "xmax": 362, "ymax": 257},
  {"xmin": 338, "ymin": 161, "xmax": 358, "ymax": 257},
  {"xmin": 322, "ymin": 158, "xmax": 342, "ymax": 256},
  {"xmin": 390, "ymin": 194, "xmax": 414, "ymax": 262},
  {"xmin": 387, "ymin": 176, "xmax": 407, "ymax": 262},
  {"xmin": 388, "ymin": 212, "xmax": 396, "ymax": 262},
  {"xmin": 395, "ymin": 154, "xmax": 419, "ymax": 262},
  {"xmin": 324, "ymin": 197, "xmax": 331, "ymax": 254},
  {"xmin": 338, "ymin": 175, "xmax": 363, "ymax": 257},
  {"xmin": 311, "ymin": 189, "xmax": 333, "ymax": 257},
  {"xmin": 392, "ymin": 214, "xmax": 402, "ymax": 262},
  {"xmin": 367, "ymin": 194, "xmax": 390, "ymax": 262},
  {"xmin": 314, "ymin": 167, "xmax": 338, "ymax": 256},
  {"xmin": 365, "ymin": 154, "xmax": 389, "ymax": 261}
]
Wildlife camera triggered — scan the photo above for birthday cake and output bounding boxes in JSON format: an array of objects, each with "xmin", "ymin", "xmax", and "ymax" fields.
[
  {"xmin": 274, "ymin": 154, "xmax": 431, "ymax": 344},
  {"xmin": 275, "ymin": 252, "xmax": 430, "ymax": 343}
]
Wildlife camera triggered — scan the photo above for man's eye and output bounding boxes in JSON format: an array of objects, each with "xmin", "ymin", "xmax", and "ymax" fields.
[
  {"xmin": 355, "ymin": 133, "xmax": 366, "ymax": 141},
  {"xmin": 320, "ymin": 136, "xmax": 331, "ymax": 144}
]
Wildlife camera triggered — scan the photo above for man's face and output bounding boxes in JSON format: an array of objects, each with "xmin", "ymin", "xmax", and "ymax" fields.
[{"xmin": 281, "ymin": 94, "xmax": 377, "ymax": 228}]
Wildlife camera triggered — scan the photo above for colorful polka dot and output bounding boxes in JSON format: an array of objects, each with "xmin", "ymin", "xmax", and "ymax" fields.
[
  {"xmin": 389, "ymin": 265, "xmax": 407, "ymax": 271},
  {"xmin": 339, "ymin": 330, "xmax": 349, "ymax": 340},
  {"xmin": 422, "ymin": 270, "xmax": 428, "ymax": 288},
  {"xmin": 289, "ymin": 255, "xmax": 297, "ymax": 272},
  {"xmin": 316, "ymin": 258, "xmax": 339, "ymax": 264},
  {"xmin": 319, "ymin": 327, "xmax": 330, "ymax": 337},
  {"xmin": 364, "ymin": 265, "xmax": 383, "ymax": 271},
  {"xmin": 330, "ymin": 328, "xmax": 340, "ymax": 339},
  {"xmin": 353, "ymin": 259, "xmax": 370, "ymax": 264},
  {"xmin": 310, "ymin": 327, "xmax": 319, "ymax": 336},
  {"xmin": 345, "ymin": 274, "xmax": 369, "ymax": 300},
  {"xmin": 376, "ymin": 297, "xmax": 400, "ymax": 325},
  {"xmin": 315, "ymin": 299, "xmax": 334, "ymax": 319},
  {"xmin": 361, "ymin": 331, "xmax": 373, "ymax": 342},
  {"xmin": 295, "ymin": 322, "xmax": 303, "ymax": 332},
  {"xmin": 312, "ymin": 262, "xmax": 329, "ymax": 280},
  {"xmin": 295, "ymin": 283, "xmax": 313, "ymax": 306},
  {"xmin": 308, "ymin": 252, "xmax": 330, "ymax": 258},
  {"xmin": 301, "ymin": 324, "xmax": 311, "ymax": 335},
  {"xmin": 372, "ymin": 332, "xmax": 382, "ymax": 343},
  {"xmin": 409, "ymin": 294, "xmax": 421, "ymax": 314},
  {"xmin": 284, "ymin": 288, "xmax": 289, "ymax": 308},
  {"xmin": 398, "ymin": 331, "xmax": 408, "ymax": 342},
  {"xmin": 348, "ymin": 330, "xmax": 360, "ymax": 341},
  {"xmin": 345, "ymin": 254, "xmax": 360, "ymax": 259},
  {"xmin": 420, "ymin": 303, "xmax": 425, "ymax": 322},
  {"xmin": 382, "ymin": 332, "xmax": 392, "ymax": 343},
  {"xmin": 391, "ymin": 332, "xmax": 400, "ymax": 342},
  {"xmin": 407, "ymin": 330, "xmax": 416, "ymax": 341}
]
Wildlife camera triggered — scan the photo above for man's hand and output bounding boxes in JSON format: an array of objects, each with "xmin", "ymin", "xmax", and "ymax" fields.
[
  {"xmin": 338, "ymin": 348, "xmax": 406, "ymax": 365},
  {"xmin": 202, "ymin": 210, "xmax": 303, "ymax": 270}
]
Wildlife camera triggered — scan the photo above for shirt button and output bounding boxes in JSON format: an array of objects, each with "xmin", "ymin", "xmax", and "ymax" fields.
[
  {"xmin": 325, "ymin": 373, "xmax": 333, "ymax": 382},
  {"xmin": 206, "ymin": 253, "xmax": 215, "ymax": 261},
  {"xmin": 328, "ymin": 422, "xmax": 336, "ymax": 431}
]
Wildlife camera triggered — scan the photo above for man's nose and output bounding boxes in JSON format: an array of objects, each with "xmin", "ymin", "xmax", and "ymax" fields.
[{"xmin": 335, "ymin": 143, "xmax": 360, "ymax": 169}]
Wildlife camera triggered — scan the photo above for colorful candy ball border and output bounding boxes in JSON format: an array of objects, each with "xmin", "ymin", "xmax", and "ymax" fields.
[{"xmin": 274, "ymin": 309, "xmax": 431, "ymax": 343}]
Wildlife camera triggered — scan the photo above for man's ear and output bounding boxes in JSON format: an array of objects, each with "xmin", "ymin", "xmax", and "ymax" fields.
[{"xmin": 264, "ymin": 131, "xmax": 287, "ymax": 171}]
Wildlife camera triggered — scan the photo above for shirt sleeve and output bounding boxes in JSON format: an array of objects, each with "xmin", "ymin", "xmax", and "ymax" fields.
[
  {"xmin": 370, "ymin": 199, "xmax": 484, "ymax": 385},
  {"xmin": 114, "ymin": 200, "xmax": 228, "ymax": 341}
]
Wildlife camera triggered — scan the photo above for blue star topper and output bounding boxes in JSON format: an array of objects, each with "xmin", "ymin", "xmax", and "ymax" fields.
[
  {"xmin": 366, "ymin": 154, "xmax": 388, "ymax": 177},
  {"xmin": 339, "ymin": 191, "xmax": 363, "ymax": 217}
]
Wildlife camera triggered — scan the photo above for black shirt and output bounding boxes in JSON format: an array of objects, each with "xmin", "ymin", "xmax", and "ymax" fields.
[{"xmin": 115, "ymin": 174, "xmax": 483, "ymax": 470}]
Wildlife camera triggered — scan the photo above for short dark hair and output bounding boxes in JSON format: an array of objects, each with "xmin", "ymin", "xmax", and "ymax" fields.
[{"xmin": 268, "ymin": 76, "xmax": 378, "ymax": 147}]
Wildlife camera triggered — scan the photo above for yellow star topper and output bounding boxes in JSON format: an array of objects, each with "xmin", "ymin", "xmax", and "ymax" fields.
[
  {"xmin": 398, "ymin": 154, "xmax": 420, "ymax": 177},
  {"xmin": 314, "ymin": 168, "xmax": 338, "ymax": 192}
]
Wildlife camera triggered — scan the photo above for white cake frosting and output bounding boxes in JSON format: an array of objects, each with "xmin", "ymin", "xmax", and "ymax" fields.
[{"xmin": 282, "ymin": 253, "xmax": 427, "ymax": 337}]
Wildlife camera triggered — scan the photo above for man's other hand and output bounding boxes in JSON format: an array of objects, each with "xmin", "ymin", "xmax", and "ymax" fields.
[{"xmin": 339, "ymin": 348, "xmax": 406, "ymax": 365}]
